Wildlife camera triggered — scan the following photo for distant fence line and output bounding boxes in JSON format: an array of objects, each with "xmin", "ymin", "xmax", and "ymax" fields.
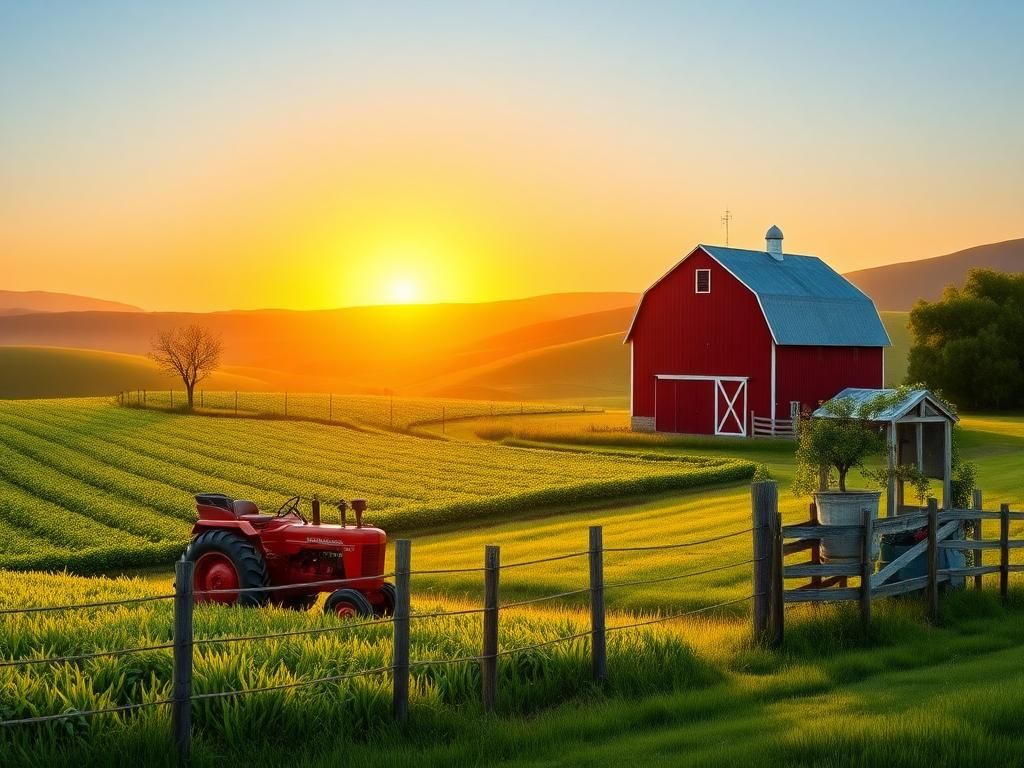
[{"xmin": 116, "ymin": 389, "xmax": 596, "ymax": 432}]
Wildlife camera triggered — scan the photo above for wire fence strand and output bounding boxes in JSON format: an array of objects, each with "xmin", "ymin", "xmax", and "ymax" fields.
[
  {"xmin": 500, "ymin": 586, "xmax": 592, "ymax": 609},
  {"xmin": 603, "ymin": 558, "xmax": 755, "ymax": 590},
  {"xmin": 193, "ymin": 616, "xmax": 395, "ymax": 647},
  {"xmin": 0, "ymin": 699, "xmax": 172, "ymax": 727},
  {"xmin": 194, "ymin": 573, "xmax": 396, "ymax": 597},
  {"xmin": 0, "ymin": 641, "xmax": 176, "ymax": 669},
  {"xmin": 190, "ymin": 664, "xmax": 395, "ymax": 700},
  {"xmin": 605, "ymin": 594, "xmax": 757, "ymax": 633},
  {"xmin": 604, "ymin": 528, "xmax": 753, "ymax": 553},
  {"xmin": 0, "ymin": 594, "xmax": 175, "ymax": 616},
  {"xmin": 499, "ymin": 550, "xmax": 592, "ymax": 570}
]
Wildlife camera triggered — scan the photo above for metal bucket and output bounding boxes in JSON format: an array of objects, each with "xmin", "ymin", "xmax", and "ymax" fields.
[{"xmin": 814, "ymin": 490, "xmax": 882, "ymax": 563}]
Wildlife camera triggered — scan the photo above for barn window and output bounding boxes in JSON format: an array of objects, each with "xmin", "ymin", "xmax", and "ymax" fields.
[{"xmin": 695, "ymin": 269, "xmax": 711, "ymax": 294}]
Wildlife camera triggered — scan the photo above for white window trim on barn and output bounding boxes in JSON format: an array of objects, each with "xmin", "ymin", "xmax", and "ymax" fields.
[
  {"xmin": 695, "ymin": 268, "xmax": 711, "ymax": 293},
  {"xmin": 654, "ymin": 375, "xmax": 748, "ymax": 436}
]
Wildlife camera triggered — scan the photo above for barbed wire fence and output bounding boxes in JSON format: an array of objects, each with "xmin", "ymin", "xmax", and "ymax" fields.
[{"xmin": 0, "ymin": 522, "xmax": 764, "ymax": 765}]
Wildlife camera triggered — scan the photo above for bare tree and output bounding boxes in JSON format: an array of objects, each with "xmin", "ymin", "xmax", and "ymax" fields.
[{"xmin": 150, "ymin": 325, "xmax": 223, "ymax": 410}]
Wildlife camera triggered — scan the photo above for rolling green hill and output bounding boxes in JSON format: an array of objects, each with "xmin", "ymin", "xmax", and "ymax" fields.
[{"xmin": 0, "ymin": 347, "xmax": 268, "ymax": 399}]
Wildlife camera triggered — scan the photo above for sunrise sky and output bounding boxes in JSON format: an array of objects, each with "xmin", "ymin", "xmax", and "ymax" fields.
[{"xmin": 2, "ymin": 1, "xmax": 1022, "ymax": 312}]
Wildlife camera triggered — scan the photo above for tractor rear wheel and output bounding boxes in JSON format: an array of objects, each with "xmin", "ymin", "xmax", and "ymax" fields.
[
  {"xmin": 374, "ymin": 583, "xmax": 397, "ymax": 617},
  {"xmin": 324, "ymin": 589, "xmax": 374, "ymax": 619},
  {"xmin": 186, "ymin": 530, "xmax": 268, "ymax": 607}
]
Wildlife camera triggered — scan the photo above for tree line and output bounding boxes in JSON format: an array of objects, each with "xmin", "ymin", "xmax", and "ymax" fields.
[{"xmin": 907, "ymin": 269, "xmax": 1024, "ymax": 410}]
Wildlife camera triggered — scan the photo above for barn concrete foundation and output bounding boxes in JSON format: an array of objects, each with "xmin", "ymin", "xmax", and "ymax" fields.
[{"xmin": 631, "ymin": 416, "xmax": 655, "ymax": 432}]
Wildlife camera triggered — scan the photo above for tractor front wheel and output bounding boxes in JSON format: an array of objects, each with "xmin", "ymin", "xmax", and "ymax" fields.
[
  {"xmin": 186, "ymin": 530, "xmax": 268, "ymax": 607},
  {"xmin": 324, "ymin": 589, "xmax": 374, "ymax": 619}
]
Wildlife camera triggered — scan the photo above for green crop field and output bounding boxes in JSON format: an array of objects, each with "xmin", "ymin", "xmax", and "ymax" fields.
[
  {"xmin": 1, "ymin": 402, "xmax": 1023, "ymax": 767},
  {"xmin": 0, "ymin": 399, "xmax": 751, "ymax": 572}
]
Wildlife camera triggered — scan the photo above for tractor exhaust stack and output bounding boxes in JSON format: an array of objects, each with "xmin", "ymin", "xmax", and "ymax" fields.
[
  {"xmin": 311, "ymin": 495, "xmax": 321, "ymax": 526},
  {"xmin": 353, "ymin": 499, "xmax": 367, "ymax": 528}
]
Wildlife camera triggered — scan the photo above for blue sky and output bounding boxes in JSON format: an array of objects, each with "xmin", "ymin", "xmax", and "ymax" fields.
[{"xmin": 2, "ymin": 1, "xmax": 1022, "ymax": 309}]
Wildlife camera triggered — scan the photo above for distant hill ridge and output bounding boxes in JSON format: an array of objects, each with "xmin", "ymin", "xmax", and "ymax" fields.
[
  {"xmin": 844, "ymin": 237, "xmax": 1024, "ymax": 311},
  {"xmin": 0, "ymin": 290, "xmax": 142, "ymax": 314}
]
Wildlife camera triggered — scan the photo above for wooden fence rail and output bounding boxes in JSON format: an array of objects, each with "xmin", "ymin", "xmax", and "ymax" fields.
[{"xmin": 753, "ymin": 480, "xmax": 1022, "ymax": 645}]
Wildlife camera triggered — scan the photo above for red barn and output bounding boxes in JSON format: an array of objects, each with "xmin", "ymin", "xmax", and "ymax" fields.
[{"xmin": 624, "ymin": 226, "xmax": 889, "ymax": 436}]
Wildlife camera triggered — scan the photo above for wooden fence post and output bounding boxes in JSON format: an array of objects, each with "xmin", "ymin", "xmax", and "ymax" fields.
[
  {"xmin": 392, "ymin": 539, "xmax": 411, "ymax": 722},
  {"xmin": 482, "ymin": 545, "xmax": 500, "ymax": 713},
  {"xmin": 860, "ymin": 509, "xmax": 873, "ymax": 634},
  {"xmin": 751, "ymin": 481, "xmax": 776, "ymax": 645},
  {"xmin": 809, "ymin": 502, "xmax": 822, "ymax": 588},
  {"xmin": 927, "ymin": 498, "xmax": 939, "ymax": 622},
  {"xmin": 200, "ymin": 390, "xmax": 204, "ymax": 408},
  {"xmin": 972, "ymin": 489, "xmax": 983, "ymax": 590},
  {"xmin": 234, "ymin": 391, "xmax": 238, "ymax": 416},
  {"xmin": 329, "ymin": 393, "xmax": 333, "ymax": 422},
  {"xmin": 172, "ymin": 558, "xmax": 194, "ymax": 767},
  {"xmin": 170, "ymin": 390, "xmax": 173, "ymax": 408},
  {"xmin": 771, "ymin": 511, "xmax": 784, "ymax": 646},
  {"xmin": 284, "ymin": 392, "xmax": 288, "ymax": 417},
  {"xmin": 442, "ymin": 406, "xmax": 446, "ymax": 435},
  {"xmin": 588, "ymin": 526, "xmax": 607, "ymax": 683},
  {"xmin": 1000, "ymin": 503, "xmax": 1010, "ymax": 601}
]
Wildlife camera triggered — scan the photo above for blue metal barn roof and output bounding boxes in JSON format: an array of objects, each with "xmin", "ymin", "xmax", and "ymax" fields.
[{"xmin": 699, "ymin": 245, "xmax": 890, "ymax": 347}]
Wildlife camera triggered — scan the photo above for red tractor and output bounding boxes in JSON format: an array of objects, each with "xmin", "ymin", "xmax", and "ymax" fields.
[{"xmin": 184, "ymin": 493, "xmax": 394, "ymax": 618}]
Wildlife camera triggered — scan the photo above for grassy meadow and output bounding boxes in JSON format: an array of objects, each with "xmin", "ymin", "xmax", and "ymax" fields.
[
  {"xmin": 0, "ymin": 400, "xmax": 1022, "ymax": 766},
  {"xmin": 0, "ymin": 347, "xmax": 268, "ymax": 399}
]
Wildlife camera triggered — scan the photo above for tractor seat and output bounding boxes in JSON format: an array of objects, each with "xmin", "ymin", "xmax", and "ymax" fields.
[{"xmin": 232, "ymin": 500, "xmax": 275, "ymax": 525}]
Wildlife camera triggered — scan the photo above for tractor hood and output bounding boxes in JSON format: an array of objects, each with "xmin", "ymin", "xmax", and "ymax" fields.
[{"xmin": 286, "ymin": 521, "xmax": 386, "ymax": 549}]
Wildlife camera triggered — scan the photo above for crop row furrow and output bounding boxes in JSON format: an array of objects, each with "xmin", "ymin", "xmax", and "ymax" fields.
[
  {"xmin": 0, "ymin": 441, "xmax": 186, "ymax": 543},
  {"xmin": 0, "ymin": 422, "xmax": 195, "ymax": 524},
  {"xmin": 23, "ymin": 407, "xmax": 446, "ymax": 504},
  {"xmin": 0, "ymin": 476, "xmax": 142, "ymax": 550}
]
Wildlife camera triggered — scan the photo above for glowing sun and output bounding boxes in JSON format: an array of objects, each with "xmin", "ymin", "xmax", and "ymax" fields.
[{"xmin": 389, "ymin": 277, "xmax": 419, "ymax": 304}]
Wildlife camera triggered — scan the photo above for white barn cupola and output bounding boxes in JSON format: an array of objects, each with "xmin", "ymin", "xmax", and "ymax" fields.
[{"xmin": 766, "ymin": 225, "xmax": 784, "ymax": 261}]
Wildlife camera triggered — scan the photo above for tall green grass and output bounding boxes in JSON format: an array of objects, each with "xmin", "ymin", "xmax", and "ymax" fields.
[{"xmin": 0, "ymin": 569, "xmax": 729, "ymax": 767}]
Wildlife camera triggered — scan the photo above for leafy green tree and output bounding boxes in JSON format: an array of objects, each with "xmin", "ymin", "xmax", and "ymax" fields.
[{"xmin": 907, "ymin": 269, "xmax": 1024, "ymax": 409}]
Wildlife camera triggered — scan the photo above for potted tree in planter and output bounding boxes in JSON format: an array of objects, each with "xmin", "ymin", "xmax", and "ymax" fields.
[{"xmin": 792, "ymin": 391, "xmax": 928, "ymax": 562}]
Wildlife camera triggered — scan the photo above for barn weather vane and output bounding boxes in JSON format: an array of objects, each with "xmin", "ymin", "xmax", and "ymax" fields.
[{"xmin": 720, "ymin": 209, "xmax": 733, "ymax": 245}]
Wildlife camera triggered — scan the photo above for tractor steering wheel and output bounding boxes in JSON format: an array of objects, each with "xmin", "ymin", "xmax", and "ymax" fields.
[{"xmin": 275, "ymin": 496, "xmax": 308, "ymax": 523}]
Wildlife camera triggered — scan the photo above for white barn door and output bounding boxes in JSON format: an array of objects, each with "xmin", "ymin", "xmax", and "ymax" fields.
[{"xmin": 714, "ymin": 379, "xmax": 747, "ymax": 436}]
